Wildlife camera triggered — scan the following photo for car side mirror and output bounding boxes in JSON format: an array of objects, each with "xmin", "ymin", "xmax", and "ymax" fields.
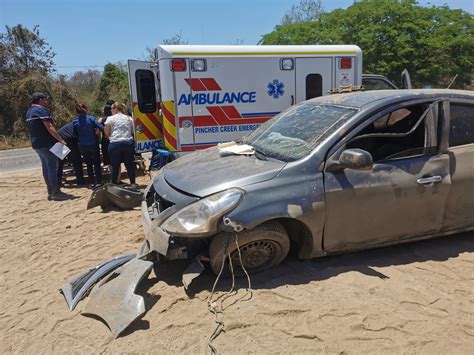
[{"xmin": 339, "ymin": 149, "xmax": 373, "ymax": 170}]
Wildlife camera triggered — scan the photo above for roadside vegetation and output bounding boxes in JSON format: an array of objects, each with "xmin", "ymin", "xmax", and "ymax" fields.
[{"xmin": 0, "ymin": 0, "xmax": 472, "ymax": 149}]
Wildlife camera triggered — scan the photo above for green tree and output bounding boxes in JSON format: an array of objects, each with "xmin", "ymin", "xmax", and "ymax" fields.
[
  {"xmin": 0, "ymin": 24, "xmax": 55, "ymax": 74},
  {"xmin": 281, "ymin": 0, "xmax": 323, "ymax": 25},
  {"xmin": 66, "ymin": 69, "xmax": 101, "ymax": 115},
  {"xmin": 260, "ymin": 0, "xmax": 474, "ymax": 88},
  {"xmin": 96, "ymin": 63, "xmax": 129, "ymax": 108},
  {"xmin": 0, "ymin": 25, "xmax": 63, "ymax": 137}
]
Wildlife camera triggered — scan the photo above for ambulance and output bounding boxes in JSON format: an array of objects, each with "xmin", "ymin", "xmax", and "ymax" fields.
[{"xmin": 128, "ymin": 45, "xmax": 362, "ymax": 153}]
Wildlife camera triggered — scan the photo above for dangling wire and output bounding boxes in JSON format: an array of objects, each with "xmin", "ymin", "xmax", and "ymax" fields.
[
  {"xmin": 207, "ymin": 234, "xmax": 232, "ymax": 354},
  {"xmin": 207, "ymin": 233, "xmax": 254, "ymax": 354}
]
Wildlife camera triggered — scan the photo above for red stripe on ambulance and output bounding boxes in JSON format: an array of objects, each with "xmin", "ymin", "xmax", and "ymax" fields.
[
  {"xmin": 200, "ymin": 78, "xmax": 221, "ymax": 91},
  {"xmin": 185, "ymin": 78, "xmax": 222, "ymax": 91},
  {"xmin": 135, "ymin": 117, "xmax": 154, "ymax": 140},
  {"xmin": 163, "ymin": 129, "xmax": 177, "ymax": 149},
  {"xmin": 184, "ymin": 78, "xmax": 206, "ymax": 91},
  {"xmin": 221, "ymin": 106, "xmax": 241, "ymax": 119},
  {"xmin": 144, "ymin": 112, "xmax": 163, "ymax": 134}
]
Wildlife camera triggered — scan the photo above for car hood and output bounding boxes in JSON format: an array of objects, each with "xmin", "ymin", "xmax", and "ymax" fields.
[{"xmin": 160, "ymin": 147, "xmax": 286, "ymax": 197}]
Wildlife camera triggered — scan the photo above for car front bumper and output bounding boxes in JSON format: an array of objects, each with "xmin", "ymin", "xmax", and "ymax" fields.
[{"xmin": 141, "ymin": 178, "xmax": 207, "ymax": 260}]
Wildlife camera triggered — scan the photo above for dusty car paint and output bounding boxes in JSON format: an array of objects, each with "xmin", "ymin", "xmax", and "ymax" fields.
[
  {"xmin": 144, "ymin": 89, "xmax": 474, "ymax": 261},
  {"xmin": 61, "ymin": 89, "xmax": 474, "ymax": 338}
]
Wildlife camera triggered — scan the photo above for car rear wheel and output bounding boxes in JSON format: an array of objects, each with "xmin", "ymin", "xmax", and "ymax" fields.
[{"xmin": 209, "ymin": 222, "xmax": 290, "ymax": 276}]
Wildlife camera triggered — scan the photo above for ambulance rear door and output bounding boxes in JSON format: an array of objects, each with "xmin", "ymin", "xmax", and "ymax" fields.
[
  {"xmin": 295, "ymin": 57, "xmax": 333, "ymax": 103},
  {"xmin": 180, "ymin": 56, "xmax": 296, "ymax": 151},
  {"xmin": 127, "ymin": 60, "xmax": 163, "ymax": 153}
]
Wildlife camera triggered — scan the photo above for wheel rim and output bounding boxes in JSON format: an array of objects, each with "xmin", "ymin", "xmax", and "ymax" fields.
[{"xmin": 231, "ymin": 239, "xmax": 280, "ymax": 270}]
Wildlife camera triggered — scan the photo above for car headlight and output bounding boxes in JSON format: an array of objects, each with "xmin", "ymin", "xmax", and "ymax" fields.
[{"xmin": 161, "ymin": 188, "xmax": 243, "ymax": 237}]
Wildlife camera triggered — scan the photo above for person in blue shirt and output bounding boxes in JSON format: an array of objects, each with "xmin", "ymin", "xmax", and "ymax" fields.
[
  {"xmin": 26, "ymin": 92, "xmax": 68, "ymax": 200},
  {"xmin": 57, "ymin": 121, "xmax": 85, "ymax": 185},
  {"xmin": 72, "ymin": 103, "xmax": 104, "ymax": 187}
]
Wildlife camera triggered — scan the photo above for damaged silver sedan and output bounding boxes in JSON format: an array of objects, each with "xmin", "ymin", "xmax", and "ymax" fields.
[
  {"xmin": 142, "ymin": 89, "xmax": 474, "ymax": 275},
  {"xmin": 62, "ymin": 89, "xmax": 474, "ymax": 337}
]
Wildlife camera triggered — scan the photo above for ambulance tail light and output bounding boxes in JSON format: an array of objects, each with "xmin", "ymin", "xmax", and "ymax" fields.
[
  {"xmin": 171, "ymin": 59, "xmax": 186, "ymax": 72},
  {"xmin": 339, "ymin": 57, "xmax": 352, "ymax": 69}
]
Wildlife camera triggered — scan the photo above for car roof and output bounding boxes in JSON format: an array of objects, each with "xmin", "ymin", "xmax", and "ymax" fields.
[
  {"xmin": 362, "ymin": 74, "xmax": 391, "ymax": 79},
  {"xmin": 307, "ymin": 89, "xmax": 474, "ymax": 109}
]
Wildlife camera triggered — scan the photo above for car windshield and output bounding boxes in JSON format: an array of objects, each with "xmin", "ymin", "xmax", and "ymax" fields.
[{"xmin": 241, "ymin": 103, "xmax": 358, "ymax": 161}]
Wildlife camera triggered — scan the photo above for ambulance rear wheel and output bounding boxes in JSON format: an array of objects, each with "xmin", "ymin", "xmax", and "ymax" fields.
[{"xmin": 209, "ymin": 222, "xmax": 289, "ymax": 276}]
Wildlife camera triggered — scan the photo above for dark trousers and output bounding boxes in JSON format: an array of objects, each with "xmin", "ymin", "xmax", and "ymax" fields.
[
  {"xmin": 79, "ymin": 144, "xmax": 102, "ymax": 184},
  {"xmin": 108, "ymin": 140, "xmax": 136, "ymax": 184},
  {"xmin": 57, "ymin": 139, "xmax": 84, "ymax": 184},
  {"xmin": 101, "ymin": 137, "xmax": 110, "ymax": 165}
]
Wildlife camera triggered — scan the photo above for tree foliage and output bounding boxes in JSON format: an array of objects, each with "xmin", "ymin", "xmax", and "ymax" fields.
[
  {"xmin": 0, "ymin": 25, "xmax": 72, "ymax": 137},
  {"xmin": 96, "ymin": 63, "xmax": 129, "ymax": 108},
  {"xmin": 0, "ymin": 25, "xmax": 130, "ymax": 139},
  {"xmin": 261, "ymin": 0, "xmax": 474, "ymax": 88},
  {"xmin": 281, "ymin": 0, "xmax": 323, "ymax": 25},
  {"xmin": 0, "ymin": 24, "xmax": 55, "ymax": 74}
]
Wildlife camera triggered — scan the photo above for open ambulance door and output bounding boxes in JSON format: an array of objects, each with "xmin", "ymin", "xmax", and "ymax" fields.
[{"xmin": 128, "ymin": 60, "xmax": 163, "ymax": 153}]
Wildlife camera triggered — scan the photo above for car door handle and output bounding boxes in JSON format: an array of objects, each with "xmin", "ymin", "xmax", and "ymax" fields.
[{"xmin": 416, "ymin": 176, "xmax": 442, "ymax": 186}]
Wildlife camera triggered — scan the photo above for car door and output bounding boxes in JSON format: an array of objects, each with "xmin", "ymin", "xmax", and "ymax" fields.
[
  {"xmin": 441, "ymin": 101, "xmax": 474, "ymax": 231},
  {"xmin": 322, "ymin": 100, "xmax": 451, "ymax": 251}
]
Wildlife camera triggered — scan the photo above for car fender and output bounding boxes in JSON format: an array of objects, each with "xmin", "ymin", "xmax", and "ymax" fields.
[{"xmin": 224, "ymin": 171, "xmax": 326, "ymax": 258}]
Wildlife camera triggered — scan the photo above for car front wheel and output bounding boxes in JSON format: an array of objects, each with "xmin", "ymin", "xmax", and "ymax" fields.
[{"xmin": 209, "ymin": 221, "xmax": 290, "ymax": 275}]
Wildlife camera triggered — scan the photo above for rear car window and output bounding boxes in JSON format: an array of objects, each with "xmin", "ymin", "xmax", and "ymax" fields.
[{"xmin": 449, "ymin": 103, "xmax": 474, "ymax": 147}]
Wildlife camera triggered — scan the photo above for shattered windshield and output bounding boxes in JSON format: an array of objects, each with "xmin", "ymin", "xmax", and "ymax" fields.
[{"xmin": 241, "ymin": 103, "xmax": 358, "ymax": 162}]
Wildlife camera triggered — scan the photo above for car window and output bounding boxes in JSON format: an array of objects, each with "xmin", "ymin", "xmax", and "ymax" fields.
[
  {"xmin": 449, "ymin": 103, "xmax": 474, "ymax": 147},
  {"xmin": 347, "ymin": 103, "xmax": 437, "ymax": 161},
  {"xmin": 362, "ymin": 78, "xmax": 396, "ymax": 91},
  {"xmin": 241, "ymin": 103, "xmax": 357, "ymax": 162}
]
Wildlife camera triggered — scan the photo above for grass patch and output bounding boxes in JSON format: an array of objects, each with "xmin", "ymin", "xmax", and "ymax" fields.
[{"xmin": 0, "ymin": 136, "xmax": 31, "ymax": 151}]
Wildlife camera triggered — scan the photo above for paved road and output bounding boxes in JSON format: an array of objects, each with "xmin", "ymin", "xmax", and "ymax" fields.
[{"xmin": 0, "ymin": 147, "xmax": 41, "ymax": 174}]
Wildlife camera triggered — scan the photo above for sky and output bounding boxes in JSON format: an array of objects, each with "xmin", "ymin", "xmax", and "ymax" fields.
[{"xmin": 1, "ymin": 0, "xmax": 473, "ymax": 75}]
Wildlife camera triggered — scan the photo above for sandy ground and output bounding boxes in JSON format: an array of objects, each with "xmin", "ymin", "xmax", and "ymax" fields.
[{"xmin": 0, "ymin": 169, "xmax": 473, "ymax": 354}]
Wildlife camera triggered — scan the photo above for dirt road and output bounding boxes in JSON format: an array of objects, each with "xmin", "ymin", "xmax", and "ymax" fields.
[{"xmin": 0, "ymin": 170, "xmax": 473, "ymax": 354}]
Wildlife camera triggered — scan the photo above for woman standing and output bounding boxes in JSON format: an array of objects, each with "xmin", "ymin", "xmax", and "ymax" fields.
[{"xmin": 105, "ymin": 102, "xmax": 137, "ymax": 188}]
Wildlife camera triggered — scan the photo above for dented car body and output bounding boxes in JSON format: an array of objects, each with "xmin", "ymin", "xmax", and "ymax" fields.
[
  {"xmin": 63, "ymin": 89, "xmax": 474, "ymax": 337},
  {"xmin": 142, "ymin": 89, "xmax": 474, "ymax": 272}
]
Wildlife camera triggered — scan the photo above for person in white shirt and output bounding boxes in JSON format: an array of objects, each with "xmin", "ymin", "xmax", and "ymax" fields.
[{"xmin": 104, "ymin": 102, "xmax": 137, "ymax": 188}]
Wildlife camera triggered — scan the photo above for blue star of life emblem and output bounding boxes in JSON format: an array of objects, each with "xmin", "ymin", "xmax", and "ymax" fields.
[{"xmin": 267, "ymin": 79, "xmax": 285, "ymax": 99}]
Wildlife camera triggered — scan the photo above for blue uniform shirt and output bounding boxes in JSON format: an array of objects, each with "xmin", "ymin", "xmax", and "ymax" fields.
[
  {"xmin": 26, "ymin": 104, "xmax": 56, "ymax": 149},
  {"xmin": 73, "ymin": 115, "xmax": 104, "ymax": 146},
  {"xmin": 58, "ymin": 122, "xmax": 76, "ymax": 141}
]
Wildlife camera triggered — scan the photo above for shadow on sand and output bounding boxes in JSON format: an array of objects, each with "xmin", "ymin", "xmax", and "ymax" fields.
[{"xmin": 151, "ymin": 231, "xmax": 474, "ymax": 296}]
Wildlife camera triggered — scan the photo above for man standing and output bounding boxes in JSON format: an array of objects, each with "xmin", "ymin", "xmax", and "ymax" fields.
[{"xmin": 26, "ymin": 92, "xmax": 67, "ymax": 200}]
